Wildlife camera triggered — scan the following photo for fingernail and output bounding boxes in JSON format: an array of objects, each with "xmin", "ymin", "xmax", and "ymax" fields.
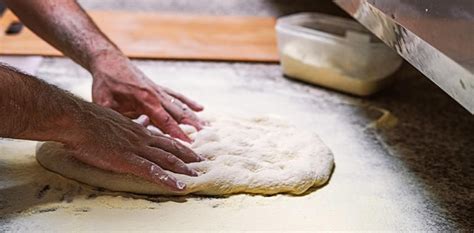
[
  {"xmin": 198, "ymin": 155, "xmax": 206, "ymax": 161},
  {"xmin": 194, "ymin": 103, "xmax": 204, "ymax": 109},
  {"xmin": 195, "ymin": 124, "xmax": 203, "ymax": 131},
  {"xmin": 191, "ymin": 169, "xmax": 199, "ymax": 176},
  {"xmin": 176, "ymin": 181, "xmax": 186, "ymax": 190}
]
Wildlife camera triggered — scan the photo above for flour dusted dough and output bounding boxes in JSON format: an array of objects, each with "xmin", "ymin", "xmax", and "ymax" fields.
[{"xmin": 36, "ymin": 114, "xmax": 334, "ymax": 196}]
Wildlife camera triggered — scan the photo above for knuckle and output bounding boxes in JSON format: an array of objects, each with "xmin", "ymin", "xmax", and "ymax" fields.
[
  {"xmin": 149, "ymin": 165, "xmax": 170, "ymax": 182},
  {"xmin": 180, "ymin": 113, "xmax": 197, "ymax": 122},
  {"xmin": 125, "ymin": 157, "xmax": 149, "ymax": 174},
  {"xmin": 148, "ymin": 164, "xmax": 160, "ymax": 175},
  {"xmin": 171, "ymin": 140, "xmax": 181, "ymax": 151},
  {"xmin": 139, "ymin": 89, "xmax": 159, "ymax": 103},
  {"xmin": 165, "ymin": 123, "xmax": 182, "ymax": 134},
  {"xmin": 154, "ymin": 112, "xmax": 172, "ymax": 124},
  {"xmin": 166, "ymin": 154, "xmax": 178, "ymax": 164},
  {"xmin": 150, "ymin": 111, "xmax": 174, "ymax": 127}
]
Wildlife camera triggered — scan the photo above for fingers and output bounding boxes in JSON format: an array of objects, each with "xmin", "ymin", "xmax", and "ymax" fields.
[
  {"xmin": 151, "ymin": 135, "xmax": 204, "ymax": 163},
  {"xmin": 70, "ymin": 149, "xmax": 186, "ymax": 191},
  {"xmin": 162, "ymin": 97, "xmax": 204, "ymax": 131},
  {"xmin": 132, "ymin": 115, "xmax": 150, "ymax": 126},
  {"xmin": 162, "ymin": 86, "xmax": 204, "ymax": 112},
  {"xmin": 147, "ymin": 125, "xmax": 163, "ymax": 135},
  {"xmin": 144, "ymin": 103, "xmax": 192, "ymax": 143},
  {"xmin": 141, "ymin": 147, "xmax": 198, "ymax": 176},
  {"xmin": 121, "ymin": 154, "xmax": 187, "ymax": 192}
]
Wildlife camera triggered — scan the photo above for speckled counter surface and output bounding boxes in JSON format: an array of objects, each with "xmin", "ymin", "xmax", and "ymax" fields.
[{"xmin": 0, "ymin": 0, "xmax": 472, "ymax": 231}]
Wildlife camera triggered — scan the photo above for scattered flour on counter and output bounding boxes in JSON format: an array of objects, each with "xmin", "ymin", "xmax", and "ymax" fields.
[{"xmin": 36, "ymin": 113, "xmax": 334, "ymax": 196}]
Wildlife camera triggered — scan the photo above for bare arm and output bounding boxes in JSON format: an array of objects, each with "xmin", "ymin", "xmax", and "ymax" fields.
[
  {"xmin": 0, "ymin": 65, "xmax": 81, "ymax": 142},
  {"xmin": 0, "ymin": 64, "xmax": 203, "ymax": 191},
  {"xmin": 3, "ymin": 0, "xmax": 115, "ymax": 70},
  {"xmin": 4, "ymin": 0, "xmax": 205, "ymax": 142}
]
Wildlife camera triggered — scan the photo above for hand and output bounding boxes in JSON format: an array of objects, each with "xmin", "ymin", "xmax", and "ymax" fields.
[
  {"xmin": 0, "ymin": 63, "xmax": 201, "ymax": 191},
  {"xmin": 89, "ymin": 51, "xmax": 205, "ymax": 143},
  {"xmin": 66, "ymin": 103, "xmax": 204, "ymax": 191}
]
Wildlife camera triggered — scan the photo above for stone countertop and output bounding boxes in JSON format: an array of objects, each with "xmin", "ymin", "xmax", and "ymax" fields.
[{"xmin": 0, "ymin": 58, "xmax": 469, "ymax": 231}]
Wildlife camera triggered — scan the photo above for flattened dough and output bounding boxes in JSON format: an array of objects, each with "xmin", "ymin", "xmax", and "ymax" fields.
[{"xmin": 36, "ymin": 114, "xmax": 334, "ymax": 196}]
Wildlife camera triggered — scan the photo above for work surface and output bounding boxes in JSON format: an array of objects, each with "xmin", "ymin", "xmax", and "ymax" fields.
[{"xmin": 0, "ymin": 59, "xmax": 472, "ymax": 231}]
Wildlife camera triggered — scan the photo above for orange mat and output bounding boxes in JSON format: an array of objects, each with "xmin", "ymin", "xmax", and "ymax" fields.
[{"xmin": 0, "ymin": 10, "xmax": 279, "ymax": 62}]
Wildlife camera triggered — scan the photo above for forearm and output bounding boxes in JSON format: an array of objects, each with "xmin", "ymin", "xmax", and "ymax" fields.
[
  {"xmin": 3, "ymin": 0, "xmax": 122, "ymax": 71},
  {"xmin": 0, "ymin": 64, "xmax": 87, "ymax": 143},
  {"xmin": 4, "ymin": 0, "xmax": 205, "ymax": 141}
]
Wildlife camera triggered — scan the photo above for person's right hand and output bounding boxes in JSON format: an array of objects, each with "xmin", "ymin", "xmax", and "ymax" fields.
[{"xmin": 65, "ymin": 103, "xmax": 204, "ymax": 191}]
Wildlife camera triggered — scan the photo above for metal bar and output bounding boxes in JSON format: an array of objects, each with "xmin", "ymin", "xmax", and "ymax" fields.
[{"xmin": 335, "ymin": 0, "xmax": 474, "ymax": 113}]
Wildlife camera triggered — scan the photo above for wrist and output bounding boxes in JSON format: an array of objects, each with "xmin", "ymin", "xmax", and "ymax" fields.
[
  {"xmin": 45, "ymin": 99, "xmax": 91, "ymax": 145},
  {"xmin": 56, "ymin": 101, "xmax": 101, "ymax": 146},
  {"xmin": 88, "ymin": 48, "xmax": 129, "ymax": 77}
]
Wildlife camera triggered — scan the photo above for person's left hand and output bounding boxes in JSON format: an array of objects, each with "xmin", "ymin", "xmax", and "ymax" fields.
[{"xmin": 89, "ymin": 51, "xmax": 205, "ymax": 143}]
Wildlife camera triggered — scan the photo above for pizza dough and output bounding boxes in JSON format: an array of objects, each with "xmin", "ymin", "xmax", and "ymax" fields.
[{"xmin": 36, "ymin": 114, "xmax": 334, "ymax": 196}]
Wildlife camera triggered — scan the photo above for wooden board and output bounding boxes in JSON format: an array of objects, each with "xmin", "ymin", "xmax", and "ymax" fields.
[{"xmin": 0, "ymin": 10, "xmax": 279, "ymax": 62}]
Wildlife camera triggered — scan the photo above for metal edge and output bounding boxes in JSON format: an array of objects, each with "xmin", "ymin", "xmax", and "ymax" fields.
[{"xmin": 335, "ymin": 0, "xmax": 474, "ymax": 114}]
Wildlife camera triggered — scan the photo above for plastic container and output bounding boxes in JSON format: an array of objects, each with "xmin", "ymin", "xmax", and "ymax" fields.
[{"xmin": 276, "ymin": 13, "xmax": 403, "ymax": 96}]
